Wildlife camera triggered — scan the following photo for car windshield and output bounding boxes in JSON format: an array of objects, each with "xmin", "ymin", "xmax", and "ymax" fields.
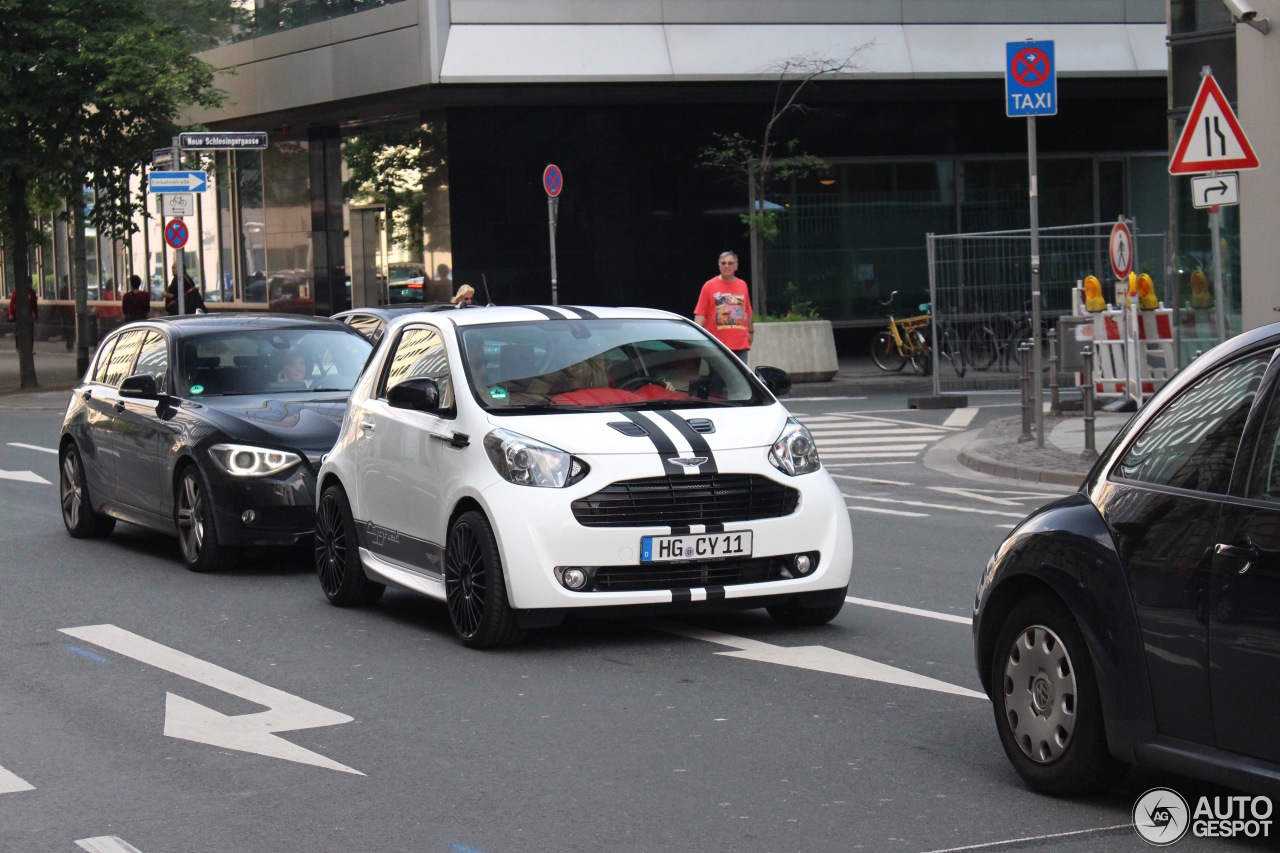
[
  {"xmin": 458, "ymin": 318, "xmax": 766, "ymax": 411},
  {"xmin": 180, "ymin": 328, "xmax": 372, "ymax": 398}
]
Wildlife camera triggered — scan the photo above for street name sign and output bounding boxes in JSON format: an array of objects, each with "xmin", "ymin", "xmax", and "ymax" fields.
[
  {"xmin": 179, "ymin": 131, "xmax": 268, "ymax": 150},
  {"xmin": 1170, "ymin": 74, "xmax": 1259, "ymax": 174},
  {"xmin": 1005, "ymin": 41, "xmax": 1057, "ymax": 117},
  {"xmin": 1191, "ymin": 173, "xmax": 1240, "ymax": 209},
  {"xmin": 148, "ymin": 171, "xmax": 207, "ymax": 193},
  {"xmin": 152, "ymin": 148, "xmax": 174, "ymax": 170}
]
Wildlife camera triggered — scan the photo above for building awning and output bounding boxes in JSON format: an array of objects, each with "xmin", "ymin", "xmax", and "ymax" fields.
[{"xmin": 440, "ymin": 23, "xmax": 1166, "ymax": 84}]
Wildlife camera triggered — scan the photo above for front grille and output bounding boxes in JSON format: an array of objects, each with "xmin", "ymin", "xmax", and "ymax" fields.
[
  {"xmin": 593, "ymin": 556, "xmax": 787, "ymax": 592},
  {"xmin": 571, "ymin": 474, "xmax": 799, "ymax": 528}
]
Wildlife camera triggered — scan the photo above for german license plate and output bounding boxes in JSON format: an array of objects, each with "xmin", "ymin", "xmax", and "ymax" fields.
[{"xmin": 640, "ymin": 531, "xmax": 752, "ymax": 563}]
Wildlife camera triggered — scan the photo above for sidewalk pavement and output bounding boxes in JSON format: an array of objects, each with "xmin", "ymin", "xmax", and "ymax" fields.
[{"xmin": 0, "ymin": 338, "xmax": 1130, "ymax": 489}]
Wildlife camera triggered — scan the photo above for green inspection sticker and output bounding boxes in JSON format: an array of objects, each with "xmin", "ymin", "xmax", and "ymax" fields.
[
  {"xmin": 489, "ymin": 387, "xmax": 508, "ymax": 400},
  {"xmin": 190, "ymin": 384, "xmax": 204, "ymax": 395}
]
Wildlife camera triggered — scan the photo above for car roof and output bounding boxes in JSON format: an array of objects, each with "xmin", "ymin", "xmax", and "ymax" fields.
[
  {"xmin": 125, "ymin": 313, "xmax": 361, "ymax": 340},
  {"xmin": 331, "ymin": 304, "xmax": 454, "ymax": 321},
  {"xmin": 381, "ymin": 304, "xmax": 686, "ymax": 330}
]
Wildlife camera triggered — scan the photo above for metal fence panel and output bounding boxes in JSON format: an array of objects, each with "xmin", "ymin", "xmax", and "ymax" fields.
[{"xmin": 926, "ymin": 222, "xmax": 1166, "ymax": 394}]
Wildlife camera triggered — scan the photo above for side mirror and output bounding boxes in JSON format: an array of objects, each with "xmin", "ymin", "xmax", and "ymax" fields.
[
  {"xmin": 754, "ymin": 366, "xmax": 792, "ymax": 397},
  {"xmin": 119, "ymin": 373, "xmax": 160, "ymax": 400},
  {"xmin": 387, "ymin": 377, "xmax": 442, "ymax": 412}
]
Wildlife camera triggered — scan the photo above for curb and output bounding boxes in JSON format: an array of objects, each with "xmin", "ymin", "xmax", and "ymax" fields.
[{"xmin": 956, "ymin": 447, "xmax": 1087, "ymax": 488}]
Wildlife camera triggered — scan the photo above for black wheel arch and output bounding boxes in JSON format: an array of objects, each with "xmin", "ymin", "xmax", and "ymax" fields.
[{"xmin": 974, "ymin": 493, "xmax": 1156, "ymax": 764}]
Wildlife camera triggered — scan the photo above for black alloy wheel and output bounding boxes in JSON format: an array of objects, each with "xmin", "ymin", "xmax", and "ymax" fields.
[
  {"xmin": 444, "ymin": 510, "xmax": 525, "ymax": 648},
  {"xmin": 315, "ymin": 484, "xmax": 384, "ymax": 606},
  {"xmin": 59, "ymin": 444, "xmax": 115, "ymax": 538},
  {"xmin": 174, "ymin": 465, "xmax": 237, "ymax": 573},
  {"xmin": 990, "ymin": 593, "xmax": 1126, "ymax": 795}
]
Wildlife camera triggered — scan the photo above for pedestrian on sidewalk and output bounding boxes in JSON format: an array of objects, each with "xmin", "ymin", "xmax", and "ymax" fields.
[
  {"xmin": 121, "ymin": 274, "xmax": 150, "ymax": 322},
  {"xmin": 693, "ymin": 250, "xmax": 753, "ymax": 360},
  {"xmin": 164, "ymin": 262, "xmax": 204, "ymax": 315},
  {"xmin": 7, "ymin": 286, "xmax": 37, "ymax": 324}
]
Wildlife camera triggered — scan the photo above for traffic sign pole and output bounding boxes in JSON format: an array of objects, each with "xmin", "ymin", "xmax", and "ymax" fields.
[
  {"xmin": 543, "ymin": 165, "xmax": 563, "ymax": 306},
  {"xmin": 1028, "ymin": 115, "xmax": 1044, "ymax": 448},
  {"xmin": 1211, "ymin": 182, "xmax": 1225, "ymax": 342},
  {"xmin": 173, "ymin": 137, "xmax": 184, "ymax": 315}
]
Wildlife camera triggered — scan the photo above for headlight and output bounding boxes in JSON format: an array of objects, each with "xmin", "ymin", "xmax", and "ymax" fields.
[
  {"xmin": 209, "ymin": 443, "xmax": 301, "ymax": 477},
  {"xmin": 484, "ymin": 429, "xmax": 588, "ymax": 488},
  {"xmin": 768, "ymin": 417, "xmax": 821, "ymax": 476}
]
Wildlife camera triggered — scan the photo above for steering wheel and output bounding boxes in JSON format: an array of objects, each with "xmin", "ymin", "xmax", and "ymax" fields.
[{"xmin": 619, "ymin": 375, "xmax": 664, "ymax": 392}]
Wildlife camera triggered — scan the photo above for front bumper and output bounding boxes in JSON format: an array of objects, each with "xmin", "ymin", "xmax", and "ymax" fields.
[
  {"xmin": 205, "ymin": 460, "xmax": 317, "ymax": 548},
  {"xmin": 479, "ymin": 448, "xmax": 853, "ymax": 611}
]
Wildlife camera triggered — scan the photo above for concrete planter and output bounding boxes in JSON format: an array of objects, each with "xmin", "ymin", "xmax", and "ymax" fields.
[{"xmin": 747, "ymin": 319, "xmax": 838, "ymax": 382}]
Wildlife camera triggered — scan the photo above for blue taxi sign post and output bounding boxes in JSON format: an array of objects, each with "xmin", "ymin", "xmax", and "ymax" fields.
[
  {"xmin": 1006, "ymin": 39, "xmax": 1056, "ymax": 448},
  {"xmin": 544, "ymin": 165, "xmax": 562, "ymax": 305}
]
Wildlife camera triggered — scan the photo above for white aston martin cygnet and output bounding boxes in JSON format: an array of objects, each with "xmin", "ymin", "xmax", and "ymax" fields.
[{"xmin": 315, "ymin": 305, "xmax": 853, "ymax": 647}]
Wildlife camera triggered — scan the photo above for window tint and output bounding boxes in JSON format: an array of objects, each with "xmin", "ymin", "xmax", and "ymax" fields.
[
  {"xmin": 100, "ymin": 330, "xmax": 148, "ymax": 388},
  {"xmin": 133, "ymin": 332, "xmax": 169, "ymax": 391},
  {"xmin": 383, "ymin": 326, "xmax": 453, "ymax": 408},
  {"xmin": 1115, "ymin": 354, "xmax": 1269, "ymax": 493},
  {"xmin": 1246, "ymin": 363, "xmax": 1280, "ymax": 502}
]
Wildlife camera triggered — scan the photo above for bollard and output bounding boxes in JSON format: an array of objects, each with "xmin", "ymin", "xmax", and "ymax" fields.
[
  {"xmin": 1048, "ymin": 328, "xmax": 1059, "ymax": 414},
  {"xmin": 1019, "ymin": 342, "xmax": 1033, "ymax": 443},
  {"xmin": 1082, "ymin": 345, "xmax": 1098, "ymax": 460}
]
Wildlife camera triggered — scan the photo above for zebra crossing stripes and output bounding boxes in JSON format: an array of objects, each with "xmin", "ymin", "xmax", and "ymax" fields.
[{"xmin": 797, "ymin": 413, "xmax": 951, "ymax": 463}]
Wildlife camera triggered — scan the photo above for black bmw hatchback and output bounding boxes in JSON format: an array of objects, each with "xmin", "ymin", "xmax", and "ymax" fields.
[
  {"xmin": 59, "ymin": 314, "xmax": 372, "ymax": 572},
  {"xmin": 974, "ymin": 322, "xmax": 1280, "ymax": 798}
]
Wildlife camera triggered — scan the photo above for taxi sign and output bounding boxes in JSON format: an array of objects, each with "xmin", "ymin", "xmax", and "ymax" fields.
[{"xmin": 1005, "ymin": 41, "xmax": 1057, "ymax": 117}]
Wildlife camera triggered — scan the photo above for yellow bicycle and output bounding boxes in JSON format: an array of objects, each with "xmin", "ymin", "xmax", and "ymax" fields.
[{"xmin": 871, "ymin": 291, "xmax": 933, "ymax": 375}]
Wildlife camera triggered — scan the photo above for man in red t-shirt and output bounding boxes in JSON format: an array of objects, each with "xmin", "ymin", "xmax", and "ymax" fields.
[
  {"xmin": 693, "ymin": 251, "xmax": 753, "ymax": 359},
  {"xmin": 121, "ymin": 274, "xmax": 151, "ymax": 322}
]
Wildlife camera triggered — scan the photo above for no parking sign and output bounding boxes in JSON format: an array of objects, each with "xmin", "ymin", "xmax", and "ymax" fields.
[
  {"xmin": 164, "ymin": 219, "xmax": 189, "ymax": 250},
  {"xmin": 1006, "ymin": 41, "xmax": 1057, "ymax": 117}
]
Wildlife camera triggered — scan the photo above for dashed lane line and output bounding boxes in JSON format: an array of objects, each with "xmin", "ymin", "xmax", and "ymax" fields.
[
  {"xmin": 848, "ymin": 505, "xmax": 929, "ymax": 518},
  {"xmin": 842, "ymin": 494, "xmax": 1027, "ymax": 519},
  {"xmin": 844, "ymin": 596, "xmax": 972, "ymax": 626},
  {"xmin": 917, "ymin": 823, "xmax": 1131, "ymax": 853},
  {"xmin": 7, "ymin": 442, "xmax": 56, "ymax": 454}
]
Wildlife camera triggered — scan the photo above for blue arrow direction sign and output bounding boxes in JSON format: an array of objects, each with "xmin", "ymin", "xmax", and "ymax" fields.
[
  {"xmin": 148, "ymin": 171, "xmax": 207, "ymax": 193},
  {"xmin": 1005, "ymin": 41, "xmax": 1057, "ymax": 117}
]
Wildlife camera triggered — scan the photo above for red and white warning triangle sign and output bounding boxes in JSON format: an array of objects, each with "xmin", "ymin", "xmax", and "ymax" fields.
[{"xmin": 1170, "ymin": 73, "xmax": 1260, "ymax": 174}]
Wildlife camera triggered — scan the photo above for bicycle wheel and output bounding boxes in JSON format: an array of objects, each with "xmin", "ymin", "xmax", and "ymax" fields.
[
  {"xmin": 965, "ymin": 325, "xmax": 998, "ymax": 371},
  {"xmin": 910, "ymin": 330, "xmax": 932, "ymax": 376},
  {"xmin": 871, "ymin": 331, "xmax": 906, "ymax": 372},
  {"xmin": 943, "ymin": 325, "xmax": 966, "ymax": 378}
]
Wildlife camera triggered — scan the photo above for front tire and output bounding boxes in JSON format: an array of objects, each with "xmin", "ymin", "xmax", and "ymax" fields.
[
  {"xmin": 445, "ymin": 510, "xmax": 526, "ymax": 648},
  {"xmin": 315, "ymin": 484, "xmax": 384, "ymax": 606},
  {"xmin": 59, "ymin": 443, "xmax": 115, "ymax": 538},
  {"xmin": 871, "ymin": 331, "xmax": 906, "ymax": 372},
  {"xmin": 767, "ymin": 589, "xmax": 846, "ymax": 627},
  {"xmin": 175, "ymin": 465, "xmax": 237, "ymax": 573},
  {"xmin": 990, "ymin": 594, "xmax": 1126, "ymax": 795}
]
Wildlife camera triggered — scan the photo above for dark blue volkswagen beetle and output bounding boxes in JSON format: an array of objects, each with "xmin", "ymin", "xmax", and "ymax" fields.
[
  {"xmin": 974, "ymin": 322, "xmax": 1280, "ymax": 798},
  {"xmin": 59, "ymin": 314, "xmax": 371, "ymax": 572}
]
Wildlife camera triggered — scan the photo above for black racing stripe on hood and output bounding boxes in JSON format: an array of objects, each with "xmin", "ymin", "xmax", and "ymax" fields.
[
  {"xmin": 621, "ymin": 411, "xmax": 684, "ymax": 476},
  {"xmin": 650, "ymin": 410, "xmax": 718, "ymax": 473}
]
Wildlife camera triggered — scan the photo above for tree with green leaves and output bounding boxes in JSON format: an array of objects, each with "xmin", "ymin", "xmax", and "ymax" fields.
[
  {"xmin": 0, "ymin": 0, "xmax": 231, "ymax": 388},
  {"xmin": 698, "ymin": 49, "xmax": 866, "ymax": 315}
]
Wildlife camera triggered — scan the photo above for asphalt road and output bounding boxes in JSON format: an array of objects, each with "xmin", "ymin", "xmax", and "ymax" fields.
[{"xmin": 0, "ymin": 390, "xmax": 1270, "ymax": 852}]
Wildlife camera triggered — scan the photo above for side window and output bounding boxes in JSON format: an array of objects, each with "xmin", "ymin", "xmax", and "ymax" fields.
[
  {"xmin": 346, "ymin": 315, "xmax": 384, "ymax": 342},
  {"xmin": 1246, "ymin": 363, "xmax": 1280, "ymax": 501},
  {"xmin": 1114, "ymin": 354, "xmax": 1270, "ymax": 494},
  {"xmin": 90, "ymin": 336, "xmax": 120, "ymax": 384},
  {"xmin": 99, "ymin": 330, "xmax": 149, "ymax": 388},
  {"xmin": 382, "ymin": 326, "xmax": 454, "ymax": 409},
  {"xmin": 133, "ymin": 332, "xmax": 170, "ymax": 392}
]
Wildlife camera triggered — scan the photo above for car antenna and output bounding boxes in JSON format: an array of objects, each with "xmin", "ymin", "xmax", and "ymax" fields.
[{"xmin": 481, "ymin": 273, "xmax": 495, "ymax": 306}]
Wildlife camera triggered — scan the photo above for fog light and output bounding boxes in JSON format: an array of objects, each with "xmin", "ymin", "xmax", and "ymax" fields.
[
  {"xmin": 561, "ymin": 568, "xmax": 588, "ymax": 590},
  {"xmin": 241, "ymin": 510, "xmax": 256, "ymax": 524},
  {"xmin": 793, "ymin": 554, "xmax": 813, "ymax": 575}
]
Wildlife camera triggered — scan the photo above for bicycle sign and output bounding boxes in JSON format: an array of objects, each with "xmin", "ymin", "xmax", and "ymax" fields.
[{"xmin": 1005, "ymin": 41, "xmax": 1057, "ymax": 117}]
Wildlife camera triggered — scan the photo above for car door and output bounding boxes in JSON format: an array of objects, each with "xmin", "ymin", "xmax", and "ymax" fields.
[
  {"xmin": 1211, "ymin": 346, "xmax": 1280, "ymax": 763},
  {"xmin": 111, "ymin": 330, "xmax": 174, "ymax": 517},
  {"xmin": 77, "ymin": 334, "xmax": 122, "ymax": 495},
  {"xmin": 84, "ymin": 329, "xmax": 150, "ymax": 504},
  {"xmin": 356, "ymin": 324, "xmax": 459, "ymax": 574},
  {"xmin": 1095, "ymin": 350, "xmax": 1272, "ymax": 745}
]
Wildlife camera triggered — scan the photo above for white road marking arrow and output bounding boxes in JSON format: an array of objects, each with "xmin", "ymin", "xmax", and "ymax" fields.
[
  {"xmin": 0, "ymin": 763, "xmax": 34, "ymax": 794},
  {"xmin": 0, "ymin": 469, "xmax": 50, "ymax": 484},
  {"xmin": 76, "ymin": 837, "xmax": 146, "ymax": 853},
  {"xmin": 656, "ymin": 624, "xmax": 986, "ymax": 699},
  {"xmin": 60, "ymin": 624, "xmax": 361, "ymax": 775}
]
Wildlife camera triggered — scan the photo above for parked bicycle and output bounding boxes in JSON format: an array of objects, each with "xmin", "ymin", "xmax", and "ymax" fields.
[{"xmin": 871, "ymin": 292, "xmax": 964, "ymax": 378}]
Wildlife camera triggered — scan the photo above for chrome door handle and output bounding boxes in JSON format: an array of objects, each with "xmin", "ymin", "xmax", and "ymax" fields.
[
  {"xmin": 114, "ymin": 401, "xmax": 125, "ymax": 413},
  {"xmin": 359, "ymin": 417, "xmax": 375, "ymax": 434},
  {"xmin": 1215, "ymin": 542, "xmax": 1257, "ymax": 574},
  {"xmin": 81, "ymin": 390, "xmax": 92, "ymax": 401}
]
